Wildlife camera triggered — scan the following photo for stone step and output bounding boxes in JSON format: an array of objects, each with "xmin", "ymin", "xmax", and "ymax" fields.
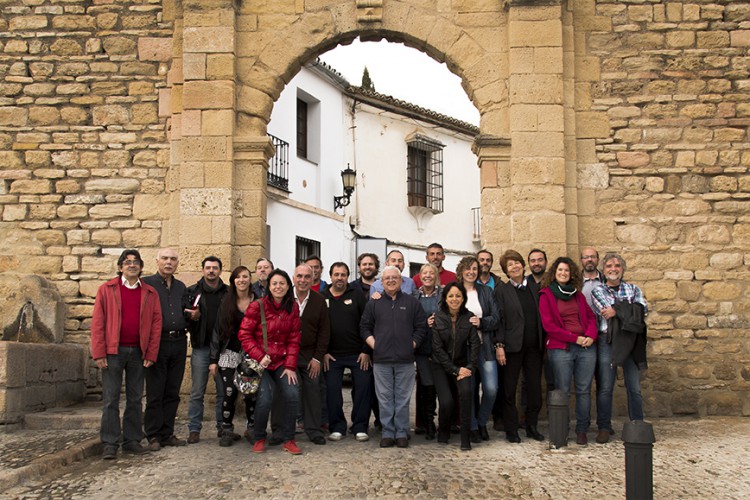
[{"xmin": 23, "ymin": 402, "xmax": 101, "ymax": 430}]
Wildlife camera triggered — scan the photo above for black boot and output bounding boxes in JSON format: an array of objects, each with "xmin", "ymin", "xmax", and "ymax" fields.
[
  {"xmin": 460, "ymin": 426, "xmax": 471, "ymax": 451},
  {"xmin": 526, "ymin": 425, "xmax": 545, "ymax": 441},
  {"xmin": 424, "ymin": 385, "xmax": 437, "ymax": 440}
]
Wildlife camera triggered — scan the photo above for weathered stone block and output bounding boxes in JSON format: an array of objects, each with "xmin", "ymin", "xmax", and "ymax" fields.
[
  {"xmin": 10, "ymin": 180, "xmax": 50, "ymax": 195},
  {"xmin": 182, "ymin": 81, "xmax": 234, "ymax": 109},
  {"xmin": 52, "ymin": 15, "xmax": 96, "ymax": 31},
  {"xmin": 122, "ymin": 229, "xmax": 161, "ymax": 247},
  {"xmin": 89, "ymin": 204, "xmax": 132, "ymax": 219},
  {"xmin": 0, "ymin": 107, "xmax": 28, "ymax": 127},
  {"xmin": 183, "ymin": 27, "xmax": 235, "ymax": 53},
  {"xmin": 703, "ymin": 282, "xmax": 741, "ymax": 301},
  {"xmin": 90, "ymin": 229, "xmax": 122, "ymax": 246},
  {"xmin": 84, "ymin": 178, "xmax": 140, "ymax": 193},
  {"xmin": 92, "ymin": 105, "xmax": 129, "ymax": 126},
  {"xmin": 138, "ymin": 37, "xmax": 172, "ymax": 61},
  {"xmin": 102, "ymin": 37, "xmax": 137, "ymax": 55}
]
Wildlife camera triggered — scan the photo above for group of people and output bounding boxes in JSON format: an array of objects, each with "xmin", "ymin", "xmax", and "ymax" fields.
[{"xmin": 90, "ymin": 242, "xmax": 647, "ymax": 459}]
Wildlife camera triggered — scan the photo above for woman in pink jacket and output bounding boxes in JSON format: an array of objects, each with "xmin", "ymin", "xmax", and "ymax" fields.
[
  {"xmin": 238, "ymin": 269, "xmax": 302, "ymax": 455},
  {"xmin": 538, "ymin": 257, "xmax": 598, "ymax": 446}
]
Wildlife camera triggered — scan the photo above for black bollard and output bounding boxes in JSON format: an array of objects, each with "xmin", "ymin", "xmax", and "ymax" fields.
[
  {"xmin": 622, "ymin": 420, "xmax": 656, "ymax": 500},
  {"xmin": 547, "ymin": 389, "xmax": 569, "ymax": 449}
]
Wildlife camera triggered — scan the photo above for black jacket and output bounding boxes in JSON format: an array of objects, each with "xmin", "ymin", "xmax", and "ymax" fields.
[
  {"xmin": 470, "ymin": 282, "xmax": 502, "ymax": 360},
  {"xmin": 494, "ymin": 280, "xmax": 544, "ymax": 353},
  {"xmin": 431, "ymin": 311, "xmax": 480, "ymax": 377},
  {"xmin": 608, "ymin": 302, "xmax": 648, "ymax": 369},
  {"xmin": 321, "ymin": 285, "xmax": 370, "ymax": 357},
  {"xmin": 186, "ymin": 278, "xmax": 227, "ymax": 348},
  {"xmin": 360, "ymin": 290, "xmax": 427, "ymax": 364},
  {"xmin": 209, "ymin": 305, "xmax": 244, "ymax": 364}
]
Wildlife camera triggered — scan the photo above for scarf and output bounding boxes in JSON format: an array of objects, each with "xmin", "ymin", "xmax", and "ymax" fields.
[{"xmin": 550, "ymin": 281, "xmax": 577, "ymax": 301}]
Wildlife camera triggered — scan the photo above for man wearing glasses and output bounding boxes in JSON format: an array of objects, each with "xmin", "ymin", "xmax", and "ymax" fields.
[
  {"xmin": 360, "ymin": 266, "xmax": 427, "ymax": 449},
  {"xmin": 91, "ymin": 249, "xmax": 162, "ymax": 460},
  {"xmin": 580, "ymin": 247, "xmax": 604, "ymax": 309}
]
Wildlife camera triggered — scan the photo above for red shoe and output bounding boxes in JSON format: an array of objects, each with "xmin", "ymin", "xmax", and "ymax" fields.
[
  {"xmin": 252, "ymin": 439, "xmax": 266, "ymax": 453},
  {"xmin": 282, "ymin": 440, "xmax": 302, "ymax": 455}
]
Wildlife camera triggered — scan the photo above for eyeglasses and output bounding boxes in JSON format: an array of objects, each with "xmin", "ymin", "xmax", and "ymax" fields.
[{"xmin": 122, "ymin": 260, "xmax": 141, "ymax": 266}]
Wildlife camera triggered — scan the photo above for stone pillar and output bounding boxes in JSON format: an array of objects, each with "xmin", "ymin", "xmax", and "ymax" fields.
[
  {"xmin": 505, "ymin": 0, "xmax": 567, "ymax": 257},
  {"xmin": 172, "ymin": 0, "xmax": 237, "ymax": 268},
  {"xmin": 233, "ymin": 137, "xmax": 275, "ymax": 266},
  {"xmin": 474, "ymin": 135, "xmax": 511, "ymax": 259}
]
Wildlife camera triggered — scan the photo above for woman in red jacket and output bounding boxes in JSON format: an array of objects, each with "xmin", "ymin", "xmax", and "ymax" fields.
[
  {"xmin": 238, "ymin": 269, "xmax": 302, "ymax": 455},
  {"xmin": 538, "ymin": 257, "xmax": 598, "ymax": 446}
]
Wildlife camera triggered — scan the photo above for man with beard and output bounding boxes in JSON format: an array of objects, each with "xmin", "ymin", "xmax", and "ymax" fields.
[
  {"xmin": 477, "ymin": 249, "xmax": 502, "ymax": 290},
  {"xmin": 251, "ymin": 258, "xmax": 273, "ymax": 298},
  {"xmin": 591, "ymin": 253, "xmax": 648, "ymax": 444},
  {"xmin": 186, "ymin": 256, "xmax": 228, "ymax": 443},
  {"xmin": 350, "ymin": 253, "xmax": 379, "ymax": 296},
  {"xmin": 413, "ymin": 243, "xmax": 456, "ymax": 287},
  {"xmin": 322, "ymin": 262, "xmax": 372, "ymax": 442},
  {"xmin": 527, "ymin": 249, "xmax": 547, "ymax": 285},
  {"xmin": 580, "ymin": 247, "xmax": 604, "ymax": 310}
]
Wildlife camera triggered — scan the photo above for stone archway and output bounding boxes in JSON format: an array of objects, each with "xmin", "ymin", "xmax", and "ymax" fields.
[{"xmin": 169, "ymin": 0, "xmax": 570, "ymax": 268}]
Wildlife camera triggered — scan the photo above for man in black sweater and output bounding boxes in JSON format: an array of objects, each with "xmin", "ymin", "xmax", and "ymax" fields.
[
  {"xmin": 185, "ymin": 256, "xmax": 227, "ymax": 444},
  {"xmin": 322, "ymin": 262, "xmax": 371, "ymax": 442}
]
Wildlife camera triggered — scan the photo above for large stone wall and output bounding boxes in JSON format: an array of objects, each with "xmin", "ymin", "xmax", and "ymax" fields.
[
  {"xmin": 0, "ymin": 0, "xmax": 174, "ymax": 392},
  {"xmin": 0, "ymin": 0, "xmax": 748, "ymax": 416},
  {"xmin": 571, "ymin": 0, "xmax": 750, "ymax": 416}
]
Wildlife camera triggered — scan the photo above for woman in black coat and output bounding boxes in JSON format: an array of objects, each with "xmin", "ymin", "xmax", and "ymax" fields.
[
  {"xmin": 431, "ymin": 282, "xmax": 480, "ymax": 451},
  {"xmin": 494, "ymin": 250, "xmax": 545, "ymax": 443}
]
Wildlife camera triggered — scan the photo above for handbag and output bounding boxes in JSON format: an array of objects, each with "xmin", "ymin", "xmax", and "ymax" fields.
[{"xmin": 234, "ymin": 300, "xmax": 269, "ymax": 395}]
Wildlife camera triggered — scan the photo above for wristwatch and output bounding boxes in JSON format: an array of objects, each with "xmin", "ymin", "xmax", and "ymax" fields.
[{"xmin": 494, "ymin": 343, "xmax": 505, "ymax": 349}]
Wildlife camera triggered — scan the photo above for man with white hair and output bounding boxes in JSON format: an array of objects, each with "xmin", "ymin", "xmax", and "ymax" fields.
[
  {"xmin": 591, "ymin": 253, "xmax": 648, "ymax": 444},
  {"xmin": 360, "ymin": 266, "xmax": 427, "ymax": 448}
]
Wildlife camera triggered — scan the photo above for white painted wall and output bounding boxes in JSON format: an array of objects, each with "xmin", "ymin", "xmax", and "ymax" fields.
[{"xmin": 265, "ymin": 63, "xmax": 480, "ymax": 282}]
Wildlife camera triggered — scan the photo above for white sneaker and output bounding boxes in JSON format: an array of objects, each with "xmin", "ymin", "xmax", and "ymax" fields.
[
  {"xmin": 328, "ymin": 432, "xmax": 344, "ymax": 441},
  {"xmin": 355, "ymin": 432, "xmax": 369, "ymax": 442}
]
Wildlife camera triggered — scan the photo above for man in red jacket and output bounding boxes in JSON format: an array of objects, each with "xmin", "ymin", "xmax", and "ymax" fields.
[{"xmin": 91, "ymin": 249, "xmax": 162, "ymax": 460}]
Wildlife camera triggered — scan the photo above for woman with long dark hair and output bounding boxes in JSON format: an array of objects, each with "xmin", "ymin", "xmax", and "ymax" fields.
[
  {"xmin": 456, "ymin": 255, "xmax": 501, "ymax": 443},
  {"xmin": 208, "ymin": 266, "xmax": 255, "ymax": 447},
  {"xmin": 238, "ymin": 269, "xmax": 302, "ymax": 454},
  {"xmin": 538, "ymin": 257, "xmax": 598, "ymax": 446},
  {"xmin": 431, "ymin": 282, "xmax": 480, "ymax": 451}
]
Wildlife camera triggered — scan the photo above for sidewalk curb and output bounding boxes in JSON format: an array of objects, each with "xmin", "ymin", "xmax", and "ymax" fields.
[{"xmin": 0, "ymin": 437, "xmax": 101, "ymax": 493}]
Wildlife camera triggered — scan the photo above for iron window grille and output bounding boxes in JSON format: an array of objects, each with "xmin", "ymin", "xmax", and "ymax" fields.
[
  {"xmin": 267, "ymin": 133, "xmax": 289, "ymax": 191},
  {"xmin": 295, "ymin": 236, "xmax": 321, "ymax": 265},
  {"xmin": 407, "ymin": 135, "xmax": 444, "ymax": 213}
]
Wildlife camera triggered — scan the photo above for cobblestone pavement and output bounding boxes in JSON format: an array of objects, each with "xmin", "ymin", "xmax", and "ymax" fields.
[
  {"xmin": 2, "ymin": 417, "xmax": 749, "ymax": 499},
  {"xmin": 0, "ymin": 430, "xmax": 98, "ymax": 470}
]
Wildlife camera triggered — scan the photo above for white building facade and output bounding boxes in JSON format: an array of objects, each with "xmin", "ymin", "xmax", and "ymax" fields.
[{"xmin": 265, "ymin": 61, "xmax": 481, "ymax": 281}]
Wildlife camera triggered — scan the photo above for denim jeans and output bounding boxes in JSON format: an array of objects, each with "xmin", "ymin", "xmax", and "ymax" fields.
[
  {"xmin": 373, "ymin": 363, "xmax": 415, "ymax": 439},
  {"xmin": 596, "ymin": 336, "xmax": 644, "ymax": 430},
  {"xmin": 471, "ymin": 347, "xmax": 498, "ymax": 430},
  {"xmin": 100, "ymin": 346, "xmax": 145, "ymax": 447},
  {"xmin": 254, "ymin": 366, "xmax": 299, "ymax": 442},
  {"xmin": 187, "ymin": 346, "xmax": 223, "ymax": 433},
  {"xmin": 325, "ymin": 354, "xmax": 372, "ymax": 435},
  {"xmin": 549, "ymin": 344, "xmax": 597, "ymax": 433}
]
